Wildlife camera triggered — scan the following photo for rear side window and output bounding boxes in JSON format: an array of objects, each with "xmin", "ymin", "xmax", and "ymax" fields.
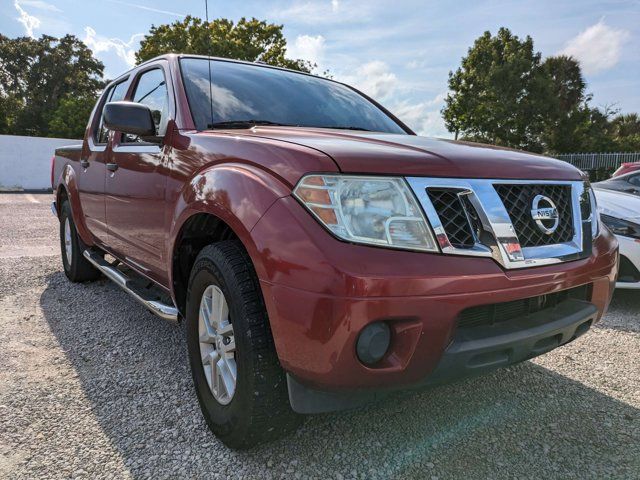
[
  {"xmin": 94, "ymin": 86, "xmax": 113, "ymax": 144},
  {"xmin": 94, "ymin": 80, "xmax": 128, "ymax": 144},
  {"xmin": 123, "ymin": 68, "xmax": 169, "ymax": 143},
  {"xmin": 629, "ymin": 174, "xmax": 640, "ymax": 187}
]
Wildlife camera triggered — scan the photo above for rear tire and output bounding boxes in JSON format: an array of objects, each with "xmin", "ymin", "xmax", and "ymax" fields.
[
  {"xmin": 186, "ymin": 241, "xmax": 301, "ymax": 449},
  {"xmin": 59, "ymin": 200, "xmax": 100, "ymax": 282}
]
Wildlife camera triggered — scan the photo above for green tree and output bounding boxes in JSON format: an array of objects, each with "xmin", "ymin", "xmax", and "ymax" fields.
[
  {"xmin": 442, "ymin": 28, "xmax": 551, "ymax": 152},
  {"xmin": 610, "ymin": 113, "xmax": 640, "ymax": 138},
  {"xmin": 540, "ymin": 55, "xmax": 588, "ymax": 152},
  {"xmin": 48, "ymin": 94, "xmax": 96, "ymax": 139},
  {"xmin": 539, "ymin": 56, "xmax": 623, "ymax": 153},
  {"xmin": 610, "ymin": 113, "xmax": 640, "ymax": 151},
  {"xmin": 136, "ymin": 16, "xmax": 314, "ymax": 72},
  {"xmin": 569, "ymin": 105, "xmax": 617, "ymax": 152},
  {"xmin": 542, "ymin": 55, "xmax": 585, "ymax": 113},
  {"xmin": 442, "ymin": 28, "xmax": 639, "ymax": 154},
  {"xmin": 0, "ymin": 95, "xmax": 20, "ymax": 135},
  {"xmin": 0, "ymin": 34, "xmax": 105, "ymax": 137}
]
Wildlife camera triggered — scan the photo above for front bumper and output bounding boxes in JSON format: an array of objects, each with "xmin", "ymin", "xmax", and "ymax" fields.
[
  {"xmin": 420, "ymin": 299, "xmax": 597, "ymax": 382},
  {"xmin": 288, "ymin": 298, "xmax": 598, "ymax": 413},
  {"xmin": 250, "ymin": 197, "xmax": 619, "ymax": 410}
]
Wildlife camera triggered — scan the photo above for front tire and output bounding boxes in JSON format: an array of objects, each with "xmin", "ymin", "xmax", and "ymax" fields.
[
  {"xmin": 186, "ymin": 241, "xmax": 301, "ymax": 449},
  {"xmin": 59, "ymin": 200, "xmax": 100, "ymax": 282}
]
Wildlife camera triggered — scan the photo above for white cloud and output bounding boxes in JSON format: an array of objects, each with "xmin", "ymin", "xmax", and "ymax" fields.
[
  {"xmin": 336, "ymin": 59, "xmax": 450, "ymax": 137},
  {"xmin": 83, "ymin": 26, "xmax": 144, "ymax": 68},
  {"xmin": 287, "ymin": 35, "xmax": 326, "ymax": 66},
  {"xmin": 559, "ymin": 20, "xmax": 630, "ymax": 75},
  {"xmin": 331, "ymin": 0, "xmax": 339, "ymax": 12},
  {"xmin": 344, "ymin": 60, "xmax": 398, "ymax": 98},
  {"xmin": 390, "ymin": 93, "xmax": 449, "ymax": 137},
  {"xmin": 14, "ymin": 0, "xmax": 41, "ymax": 38},
  {"xmin": 19, "ymin": 0, "xmax": 60, "ymax": 12}
]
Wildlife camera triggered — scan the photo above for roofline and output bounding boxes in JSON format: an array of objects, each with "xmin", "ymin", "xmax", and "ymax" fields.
[
  {"xmin": 110, "ymin": 53, "xmax": 325, "ymax": 83},
  {"xmin": 104, "ymin": 54, "xmax": 177, "ymax": 87},
  {"xmin": 177, "ymin": 54, "xmax": 328, "ymax": 80}
]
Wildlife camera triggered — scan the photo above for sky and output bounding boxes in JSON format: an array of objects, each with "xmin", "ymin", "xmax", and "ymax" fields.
[{"xmin": 2, "ymin": 0, "xmax": 639, "ymax": 137}]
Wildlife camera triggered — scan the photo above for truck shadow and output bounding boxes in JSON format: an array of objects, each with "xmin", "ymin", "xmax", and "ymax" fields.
[{"xmin": 39, "ymin": 272, "xmax": 639, "ymax": 479}]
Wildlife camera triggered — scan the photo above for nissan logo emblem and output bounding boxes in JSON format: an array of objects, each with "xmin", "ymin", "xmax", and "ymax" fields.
[{"xmin": 530, "ymin": 195, "xmax": 560, "ymax": 235}]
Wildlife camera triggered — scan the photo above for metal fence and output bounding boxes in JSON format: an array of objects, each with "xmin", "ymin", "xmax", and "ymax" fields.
[{"xmin": 552, "ymin": 152, "xmax": 640, "ymax": 171}]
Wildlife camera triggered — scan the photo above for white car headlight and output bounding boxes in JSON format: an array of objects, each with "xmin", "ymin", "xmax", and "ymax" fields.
[{"xmin": 293, "ymin": 175, "xmax": 438, "ymax": 252}]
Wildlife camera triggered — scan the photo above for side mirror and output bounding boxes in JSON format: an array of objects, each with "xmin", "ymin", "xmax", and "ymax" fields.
[{"xmin": 103, "ymin": 101, "xmax": 157, "ymax": 137}]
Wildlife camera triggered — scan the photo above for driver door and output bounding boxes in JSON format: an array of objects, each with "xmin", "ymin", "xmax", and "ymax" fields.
[{"xmin": 104, "ymin": 63, "xmax": 173, "ymax": 285}]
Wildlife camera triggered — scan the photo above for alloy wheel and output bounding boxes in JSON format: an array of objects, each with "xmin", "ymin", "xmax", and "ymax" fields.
[
  {"xmin": 64, "ymin": 218, "xmax": 73, "ymax": 266},
  {"xmin": 198, "ymin": 285, "xmax": 237, "ymax": 405}
]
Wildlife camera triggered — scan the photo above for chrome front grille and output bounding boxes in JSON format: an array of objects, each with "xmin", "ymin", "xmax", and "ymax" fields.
[
  {"xmin": 494, "ymin": 184, "xmax": 574, "ymax": 247},
  {"xmin": 426, "ymin": 188, "xmax": 476, "ymax": 249},
  {"xmin": 406, "ymin": 177, "xmax": 593, "ymax": 270}
]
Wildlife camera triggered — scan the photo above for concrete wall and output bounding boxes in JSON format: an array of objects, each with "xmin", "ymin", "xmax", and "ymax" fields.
[{"xmin": 0, "ymin": 134, "xmax": 81, "ymax": 190}]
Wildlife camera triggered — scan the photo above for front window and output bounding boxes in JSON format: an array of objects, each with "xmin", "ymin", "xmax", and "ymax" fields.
[
  {"xmin": 124, "ymin": 68, "xmax": 169, "ymax": 143},
  {"xmin": 179, "ymin": 58, "xmax": 406, "ymax": 134}
]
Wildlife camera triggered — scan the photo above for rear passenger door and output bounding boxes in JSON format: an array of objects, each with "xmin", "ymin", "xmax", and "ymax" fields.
[
  {"xmin": 104, "ymin": 64, "xmax": 173, "ymax": 286},
  {"xmin": 77, "ymin": 79, "xmax": 128, "ymax": 243}
]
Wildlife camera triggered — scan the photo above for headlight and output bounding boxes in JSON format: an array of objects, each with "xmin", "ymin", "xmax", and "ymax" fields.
[
  {"xmin": 601, "ymin": 214, "xmax": 640, "ymax": 239},
  {"xmin": 293, "ymin": 175, "xmax": 438, "ymax": 252},
  {"xmin": 588, "ymin": 186, "xmax": 599, "ymax": 238}
]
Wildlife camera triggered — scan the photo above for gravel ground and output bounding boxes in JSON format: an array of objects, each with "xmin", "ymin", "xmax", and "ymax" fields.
[{"xmin": 0, "ymin": 193, "xmax": 638, "ymax": 480}]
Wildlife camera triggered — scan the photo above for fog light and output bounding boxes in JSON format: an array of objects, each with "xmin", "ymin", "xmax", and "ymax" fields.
[{"xmin": 356, "ymin": 322, "xmax": 391, "ymax": 365}]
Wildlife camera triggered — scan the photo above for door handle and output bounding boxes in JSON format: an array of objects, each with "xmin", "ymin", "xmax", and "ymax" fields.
[
  {"xmin": 80, "ymin": 159, "xmax": 89, "ymax": 169},
  {"xmin": 106, "ymin": 163, "xmax": 119, "ymax": 172}
]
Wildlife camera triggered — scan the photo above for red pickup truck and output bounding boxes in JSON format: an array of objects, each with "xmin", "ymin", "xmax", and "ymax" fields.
[{"xmin": 51, "ymin": 54, "xmax": 619, "ymax": 448}]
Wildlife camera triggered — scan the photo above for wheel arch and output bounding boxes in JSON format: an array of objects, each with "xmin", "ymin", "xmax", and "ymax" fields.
[
  {"xmin": 168, "ymin": 163, "xmax": 290, "ymax": 315},
  {"xmin": 56, "ymin": 165, "xmax": 93, "ymax": 245},
  {"xmin": 171, "ymin": 212, "xmax": 239, "ymax": 314},
  {"xmin": 55, "ymin": 183, "xmax": 69, "ymax": 216}
]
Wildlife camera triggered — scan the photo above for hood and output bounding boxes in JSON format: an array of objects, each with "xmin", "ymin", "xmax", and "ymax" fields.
[
  {"xmin": 594, "ymin": 188, "xmax": 640, "ymax": 223},
  {"xmin": 231, "ymin": 127, "xmax": 583, "ymax": 180}
]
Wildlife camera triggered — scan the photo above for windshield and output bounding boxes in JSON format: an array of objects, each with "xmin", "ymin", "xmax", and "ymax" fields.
[{"xmin": 180, "ymin": 58, "xmax": 407, "ymax": 134}]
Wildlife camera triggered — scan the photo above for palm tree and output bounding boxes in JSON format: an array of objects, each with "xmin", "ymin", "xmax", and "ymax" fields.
[{"xmin": 611, "ymin": 113, "xmax": 640, "ymax": 138}]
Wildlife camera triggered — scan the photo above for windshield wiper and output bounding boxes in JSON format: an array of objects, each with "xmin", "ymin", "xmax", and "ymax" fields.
[
  {"xmin": 315, "ymin": 125, "xmax": 372, "ymax": 132},
  {"xmin": 208, "ymin": 121, "xmax": 373, "ymax": 132},
  {"xmin": 207, "ymin": 120, "xmax": 293, "ymax": 129}
]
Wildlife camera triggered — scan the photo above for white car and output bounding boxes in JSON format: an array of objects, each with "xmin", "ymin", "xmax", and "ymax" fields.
[{"xmin": 594, "ymin": 188, "xmax": 640, "ymax": 289}]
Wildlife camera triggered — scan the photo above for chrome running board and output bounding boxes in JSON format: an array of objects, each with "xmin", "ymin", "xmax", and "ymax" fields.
[{"xmin": 83, "ymin": 249, "xmax": 179, "ymax": 323}]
